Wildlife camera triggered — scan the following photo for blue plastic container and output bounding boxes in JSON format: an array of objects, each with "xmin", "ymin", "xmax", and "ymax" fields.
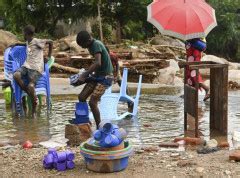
[
  {"xmin": 72, "ymin": 102, "xmax": 90, "ymax": 124},
  {"xmin": 72, "ymin": 116, "xmax": 89, "ymax": 124},
  {"xmin": 191, "ymin": 39, "xmax": 207, "ymax": 51},
  {"xmin": 80, "ymin": 141, "xmax": 133, "ymax": 173},
  {"xmin": 75, "ymin": 102, "xmax": 89, "ymax": 116}
]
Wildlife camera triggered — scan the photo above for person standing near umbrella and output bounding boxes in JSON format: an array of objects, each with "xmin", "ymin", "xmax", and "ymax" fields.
[
  {"xmin": 147, "ymin": 0, "xmax": 217, "ymax": 101},
  {"xmin": 185, "ymin": 38, "xmax": 210, "ymax": 101}
]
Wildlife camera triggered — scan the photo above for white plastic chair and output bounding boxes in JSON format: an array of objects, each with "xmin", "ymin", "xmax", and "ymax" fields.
[{"xmin": 91, "ymin": 68, "xmax": 142, "ymax": 121}]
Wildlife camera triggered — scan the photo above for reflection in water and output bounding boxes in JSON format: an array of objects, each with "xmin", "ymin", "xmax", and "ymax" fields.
[{"xmin": 0, "ymin": 94, "xmax": 240, "ymax": 147}]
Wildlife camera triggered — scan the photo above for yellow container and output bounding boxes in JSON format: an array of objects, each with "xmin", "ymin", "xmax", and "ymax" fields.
[{"xmin": 3, "ymin": 87, "xmax": 11, "ymax": 105}]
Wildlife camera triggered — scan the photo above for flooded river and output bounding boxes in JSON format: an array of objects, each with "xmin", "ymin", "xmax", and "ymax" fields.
[{"xmin": 0, "ymin": 92, "xmax": 240, "ymax": 147}]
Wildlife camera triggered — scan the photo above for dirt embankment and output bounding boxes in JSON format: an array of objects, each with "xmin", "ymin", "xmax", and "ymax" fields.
[{"xmin": 0, "ymin": 145, "xmax": 239, "ymax": 177}]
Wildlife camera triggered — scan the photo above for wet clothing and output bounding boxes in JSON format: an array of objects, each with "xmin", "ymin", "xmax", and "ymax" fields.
[
  {"xmin": 16, "ymin": 66, "xmax": 41, "ymax": 84},
  {"xmin": 23, "ymin": 38, "xmax": 47, "ymax": 74},
  {"xmin": 88, "ymin": 39, "xmax": 113, "ymax": 76},
  {"xmin": 185, "ymin": 40, "xmax": 205, "ymax": 87},
  {"xmin": 80, "ymin": 81, "xmax": 109, "ymax": 101}
]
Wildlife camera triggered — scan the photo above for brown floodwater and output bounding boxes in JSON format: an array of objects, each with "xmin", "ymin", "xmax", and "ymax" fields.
[{"xmin": 0, "ymin": 92, "xmax": 240, "ymax": 147}]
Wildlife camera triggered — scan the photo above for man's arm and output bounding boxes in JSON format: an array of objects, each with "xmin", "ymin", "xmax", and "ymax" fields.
[
  {"xmin": 79, "ymin": 53, "xmax": 101, "ymax": 81},
  {"xmin": 46, "ymin": 40, "xmax": 53, "ymax": 58},
  {"xmin": 44, "ymin": 40, "xmax": 53, "ymax": 63}
]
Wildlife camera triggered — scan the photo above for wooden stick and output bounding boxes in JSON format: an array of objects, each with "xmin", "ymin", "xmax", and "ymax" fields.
[{"xmin": 52, "ymin": 63, "xmax": 79, "ymax": 74}]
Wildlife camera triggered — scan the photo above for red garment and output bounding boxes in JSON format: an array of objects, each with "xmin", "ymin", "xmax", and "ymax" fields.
[
  {"xmin": 186, "ymin": 43, "xmax": 203, "ymax": 87},
  {"xmin": 109, "ymin": 52, "xmax": 119, "ymax": 75}
]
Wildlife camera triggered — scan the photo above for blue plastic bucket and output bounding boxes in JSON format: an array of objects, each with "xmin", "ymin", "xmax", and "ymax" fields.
[{"xmin": 80, "ymin": 141, "xmax": 133, "ymax": 173}]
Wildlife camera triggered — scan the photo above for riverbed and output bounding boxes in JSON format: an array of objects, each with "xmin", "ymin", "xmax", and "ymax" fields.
[{"xmin": 1, "ymin": 92, "xmax": 240, "ymax": 147}]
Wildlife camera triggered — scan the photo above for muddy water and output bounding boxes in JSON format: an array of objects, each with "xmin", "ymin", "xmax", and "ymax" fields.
[{"xmin": 0, "ymin": 93, "xmax": 240, "ymax": 147}]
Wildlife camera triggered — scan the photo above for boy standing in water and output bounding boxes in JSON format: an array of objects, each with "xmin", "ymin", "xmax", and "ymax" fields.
[
  {"xmin": 13, "ymin": 25, "xmax": 53, "ymax": 117},
  {"xmin": 76, "ymin": 31, "xmax": 113, "ymax": 129}
]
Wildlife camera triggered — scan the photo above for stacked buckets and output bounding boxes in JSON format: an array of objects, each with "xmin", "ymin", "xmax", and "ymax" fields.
[{"xmin": 80, "ymin": 123, "xmax": 133, "ymax": 173}]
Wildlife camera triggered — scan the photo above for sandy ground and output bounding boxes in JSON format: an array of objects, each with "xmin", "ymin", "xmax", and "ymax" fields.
[{"xmin": 0, "ymin": 144, "xmax": 239, "ymax": 178}]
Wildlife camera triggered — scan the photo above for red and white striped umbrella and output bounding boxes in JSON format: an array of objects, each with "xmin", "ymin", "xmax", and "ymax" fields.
[{"xmin": 147, "ymin": 0, "xmax": 217, "ymax": 41}]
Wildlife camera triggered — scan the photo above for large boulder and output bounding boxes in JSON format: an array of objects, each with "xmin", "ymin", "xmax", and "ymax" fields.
[
  {"xmin": 0, "ymin": 30, "xmax": 19, "ymax": 55},
  {"xmin": 200, "ymin": 55, "xmax": 240, "ymax": 77},
  {"xmin": 229, "ymin": 70, "xmax": 240, "ymax": 83},
  {"xmin": 154, "ymin": 59, "xmax": 182, "ymax": 85},
  {"xmin": 69, "ymin": 41, "xmax": 88, "ymax": 54},
  {"xmin": 150, "ymin": 35, "xmax": 185, "ymax": 48},
  {"xmin": 58, "ymin": 35, "xmax": 76, "ymax": 51}
]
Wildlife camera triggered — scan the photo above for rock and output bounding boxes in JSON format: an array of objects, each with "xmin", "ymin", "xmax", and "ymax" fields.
[
  {"xmin": 228, "ymin": 70, "xmax": 240, "ymax": 84},
  {"xmin": 142, "ymin": 146, "xmax": 159, "ymax": 152},
  {"xmin": 65, "ymin": 124, "xmax": 80, "ymax": 135},
  {"xmin": 135, "ymin": 150, "xmax": 145, "ymax": 154},
  {"xmin": 0, "ymin": 30, "xmax": 19, "ymax": 55},
  {"xmin": 69, "ymin": 41, "xmax": 88, "ymax": 54},
  {"xmin": 166, "ymin": 164, "xmax": 172, "ymax": 168},
  {"xmin": 202, "ymin": 55, "xmax": 229, "ymax": 65},
  {"xmin": 196, "ymin": 167, "xmax": 204, "ymax": 173},
  {"xmin": 174, "ymin": 137, "xmax": 205, "ymax": 146},
  {"xmin": 57, "ymin": 35, "xmax": 75, "ymax": 51},
  {"xmin": 143, "ymin": 124, "xmax": 152, "ymax": 128},
  {"xmin": 233, "ymin": 131, "xmax": 240, "ymax": 142},
  {"xmin": 154, "ymin": 59, "xmax": 180, "ymax": 85},
  {"xmin": 200, "ymin": 55, "xmax": 240, "ymax": 77},
  {"xmin": 218, "ymin": 142, "xmax": 230, "ymax": 148},
  {"xmin": 59, "ymin": 40, "xmax": 70, "ymax": 51},
  {"xmin": 65, "ymin": 124, "xmax": 92, "ymax": 146},
  {"xmin": 77, "ymin": 124, "xmax": 92, "ymax": 137},
  {"xmin": 170, "ymin": 153, "xmax": 180, "ymax": 157},
  {"xmin": 197, "ymin": 147, "xmax": 219, "ymax": 154},
  {"xmin": 159, "ymin": 142, "xmax": 179, "ymax": 148},
  {"xmin": 150, "ymin": 35, "xmax": 185, "ymax": 48},
  {"xmin": 177, "ymin": 160, "xmax": 197, "ymax": 167},
  {"xmin": 229, "ymin": 150, "xmax": 240, "ymax": 161},
  {"xmin": 206, "ymin": 139, "xmax": 218, "ymax": 149},
  {"xmin": 55, "ymin": 52, "xmax": 69, "ymax": 58},
  {"xmin": 224, "ymin": 170, "xmax": 231, "ymax": 175}
]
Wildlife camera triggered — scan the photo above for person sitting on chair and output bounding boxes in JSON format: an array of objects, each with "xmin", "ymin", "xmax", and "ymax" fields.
[
  {"xmin": 13, "ymin": 25, "xmax": 53, "ymax": 118},
  {"xmin": 76, "ymin": 31, "xmax": 114, "ymax": 129}
]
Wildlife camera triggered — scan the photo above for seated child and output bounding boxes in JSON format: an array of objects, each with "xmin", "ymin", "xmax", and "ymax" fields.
[{"xmin": 13, "ymin": 25, "xmax": 53, "ymax": 117}]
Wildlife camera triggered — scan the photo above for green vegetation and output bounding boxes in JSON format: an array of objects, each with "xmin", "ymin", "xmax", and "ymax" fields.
[{"xmin": 0, "ymin": 0, "xmax": 239, "ymax": 61}]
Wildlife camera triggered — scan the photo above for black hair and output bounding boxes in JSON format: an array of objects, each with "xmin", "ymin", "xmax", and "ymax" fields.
[
  {"xmin": 24, "ymin": 25, "xmax": 35, "ymax": 35},
  {"xmin": 76, "ymin": 31, "xmax": 91, "ymax": 46}
]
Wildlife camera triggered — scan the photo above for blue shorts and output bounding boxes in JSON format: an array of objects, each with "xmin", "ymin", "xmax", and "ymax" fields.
[{"xmin": 16, "ymin": 66, "xmax": 42, "ymax": 84}]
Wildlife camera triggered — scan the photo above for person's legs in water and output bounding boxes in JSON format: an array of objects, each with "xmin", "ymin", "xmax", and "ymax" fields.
[
  {"xmin": 88, "ymin": 83, "xmax": 107, "ymax": 129},
  {"xmin": 22, "ymin": 96, "xmax": 27, "ymax": 114},
  {"xmin": 199, "ymin": 83, "xmax": 210, "ymax": 101},
  {"xmin": 78, "ymin": 82, "xmax": 97, "ymax": 126},
  {"xmin": 117, "ymin": 79, "xmax": 134, "ymax": 112},
  {"xmin": 27, "ymin": 69, "xmax": 42, "ymax": 118},
  {"xmin": 13, "ymin": 68, "xmax": 28, "ymax": 93}
]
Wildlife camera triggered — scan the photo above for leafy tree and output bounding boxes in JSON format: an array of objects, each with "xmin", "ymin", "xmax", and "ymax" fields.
[
  {"xmin": 206, "ymin": 0, "xmax": 240, "ymax": 61},
  {"xmin": 0, "ymin": 0, "xmax": 98, "ymax": 35}
]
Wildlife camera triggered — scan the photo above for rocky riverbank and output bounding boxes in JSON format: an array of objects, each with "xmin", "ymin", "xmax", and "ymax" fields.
[{"xmin": 0, "ymin": 144, "xmax": 239, "ymax": 177}]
